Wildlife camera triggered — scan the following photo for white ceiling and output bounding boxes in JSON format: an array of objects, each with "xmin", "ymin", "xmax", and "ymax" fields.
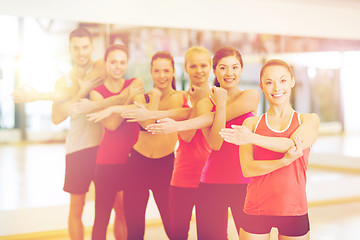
[{"xmin": 1, "ymin": 0, "xmax": 360, "ymax": 40}]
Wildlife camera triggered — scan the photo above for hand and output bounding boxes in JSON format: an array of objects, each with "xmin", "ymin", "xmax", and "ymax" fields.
[
  {"xmin": 220, "ymin": 125, "xmax": 253, "ymax": 145},
  {"xmin": 87, "ymin": 106, "xmax": 115, "ymax": 122},
  {"xmin": 72, "ymin": 98, "xmax": 98, "ymax": 114},
  {"xmin": 210, "ymin": 86, "xmax": 227, "ymax": 107},
  {"xmin": 11, "ymin": 84, "xmax": 39, "ymax": 103},
  {"xmin": 121, "ymin": 102, "xmax": 150, "ymax": 122},
  {"xmin": 188, "ymin": 84, "xmax": 208, "ymax": 104},
  {"xmin": 146, "ymin": 118, "xmax": 179, "ymax": 134},
  {"xmin": 283, "ymin": 137, "xmax": 304, "ymax": 165}
]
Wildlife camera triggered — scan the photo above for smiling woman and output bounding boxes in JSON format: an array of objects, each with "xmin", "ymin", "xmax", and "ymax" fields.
[
  {"xmin": 220, "ymin": 59, "xmax": 320, "ymax": 240},
  {"xmin": 122, "ymin": 51, "xmax": 187, "ymax": 239},
  {"xmin": 2, "ymin": 6, "xmax": 360, "ymax": 239}
]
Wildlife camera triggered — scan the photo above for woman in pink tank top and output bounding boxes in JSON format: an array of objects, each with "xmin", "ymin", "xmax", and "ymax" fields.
[
  {"xmin": 220, "ymin": 59, "xmax": 320, "ymax": 240},
  {"xmin": 89, "ymin": 45, "xmax": 142, "ymax": 240},
  {"xmin": 119, "ymin": 47, "xmax": 213, "ymax": 239},
  {"xmin": 147, "ymin": 47, "xmax": 260, "ymax": 240}
]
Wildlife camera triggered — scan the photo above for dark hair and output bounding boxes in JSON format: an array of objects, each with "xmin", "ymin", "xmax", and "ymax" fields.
[
  {"xmin": 151, "ymin": 51, "xmax": 176, "ymax": 90},
  {"xmin": 260, "ymin": 59, "xmax": 293, "ymax": 81},
  {"xmin": 212, "ymin": 47, "xmax": 243, "ymax": 87},
  {"xmin": 104, "ymin": 44, "xmax": 129, "ymax": 61},
  {"xmin": 69, "ymin": 27, "xmax": 92, "ymax": 43}
]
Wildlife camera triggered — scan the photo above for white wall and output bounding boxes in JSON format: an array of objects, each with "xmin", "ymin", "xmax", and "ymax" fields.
[
  {"xmin": 341, "ymin": 52, "xmax": 360, "ymax": 133},
  {"xmin": 1, "ymin": 0, "xmax": 360, "ymax": 40}
]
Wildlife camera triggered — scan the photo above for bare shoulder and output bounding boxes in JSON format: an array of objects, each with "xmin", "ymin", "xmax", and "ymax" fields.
[
  {"xmin": 169, "ymin": 90, "xmax": 186, "ymax": 107},
  {"xmin": 197, "ymin": 97, "xmax": 213, "ymax": 115},
  {"xmin": 89, "ymin": 89, "xmax": 104, "ymax": 101},
  {"xmin": 172, "ymin": 90, "xmax": 186, "ymax": 97},
  {"xmin": 240, "ymin": 89, "xmax": 260, "ymax": 99},
  {"xmin": 300, "ymin": 112, "xmax": 320, "ymax": 124},
  {"xmin": 93, "ymin": 58, "xmax": 105, "ymax": 69},
  {"xmin": 54, "ymin": 73, "xmax": 75, "ymax": 92},
  {"xmin": 243, "ymin": 115, "xmax": 261, "ymax": 131},
  {"xmin": 134, "ymin": 92, "xmax": 146, "ymax": 104}
]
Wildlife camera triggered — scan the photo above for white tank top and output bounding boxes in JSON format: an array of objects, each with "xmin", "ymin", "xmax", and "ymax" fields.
[
  {"xmin": 64, "ymin": 69, "xmax": 104, "ymax": 154},
  {"xmin": 65, "ymin": 113, "xmax": 104, "ymax": 154}
]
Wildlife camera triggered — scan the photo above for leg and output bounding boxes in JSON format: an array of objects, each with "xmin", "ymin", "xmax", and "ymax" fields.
[
  {"xmin": 124, "ymin": 150, "xmax": 151, "ymax": 240},
  {"xmin": 229, "ymin": 184, "xmax": 247, "ymax": 234},
  {"xmin": 113, "ymin": 191, "xmax": 127, "ymax": 240},
  {"xmin": 64, "ymin": 148, "xmax": 97, "ymax": 240},
  {"xmin": 92, "ymin": 165, "xmax": 118, "ymax": 240},
  {"xmin": 279, "ymin": 232, "xmax": 310, "ymax": 240},
  {"xmin": 152, "ymin": 186, "xmax": 172, "ymax": 239},
  {"xmin": 124, "ymin": 186, "xmax": 149, "ymax": 240},
  {"xmin": 196, "ymin": 183, "xmax": 228, "ymax": 240},
  {"xmin": 68, "ymin": 193, "xmax": 86, "ymax": 240},
  {"xmin": 277, "ymin": 214, "xmax": 310, "ymax": 240},
  {"xmin": 150, "ymin": 155, "xmax": 174, "ymax": 239},
  {"xmin": 169, "ymin": 186, "xmax": 196, "ymax": 240},
  {"xmin": 239, "ymin": 228, "xmax": 270, "ymax": 240}
]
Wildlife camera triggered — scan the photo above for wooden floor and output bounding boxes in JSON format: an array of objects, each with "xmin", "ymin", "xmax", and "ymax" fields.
[{"xmin": 0, "ymin": 134, "xmax": 360, "ymax": 240}]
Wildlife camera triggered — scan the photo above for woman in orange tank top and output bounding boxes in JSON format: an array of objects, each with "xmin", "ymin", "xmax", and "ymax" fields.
[{"xmin": 220, "ymin": 59, "xmax": 320, "ymax": 240}]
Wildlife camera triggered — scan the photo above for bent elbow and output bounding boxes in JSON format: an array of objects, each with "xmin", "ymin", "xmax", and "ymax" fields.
[
  {"xmin": 51, "ymin": 116, "xmax": 62, "ymax": 125},
  {"xmin": 242, "ymin": 170, "xmax": 252, "ymax": 178},
  {"xmin": 241, "ymin": 165, "xmax": 254, "ymax": 178}
]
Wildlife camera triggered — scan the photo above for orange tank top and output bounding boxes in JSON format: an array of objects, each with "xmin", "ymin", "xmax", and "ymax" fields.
[{"xmin": 244, "ymin": 111, "xmax": 310, "ymax": 216}]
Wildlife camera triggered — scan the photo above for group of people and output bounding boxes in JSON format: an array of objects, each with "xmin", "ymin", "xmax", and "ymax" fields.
[{"xmin": 12, "ymin": 27, "xmax": 320, "ymax": 240}]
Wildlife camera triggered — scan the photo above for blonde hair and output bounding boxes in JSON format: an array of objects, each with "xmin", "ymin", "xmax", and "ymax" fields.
[{"xmin": 184, "ymin": 46, "xmax": 211, "ymax": 67}]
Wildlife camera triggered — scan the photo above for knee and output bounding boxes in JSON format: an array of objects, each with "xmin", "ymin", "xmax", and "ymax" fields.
[{"xmin": 69, "ymin": 197, "xmax": 86, "ymax": 217}]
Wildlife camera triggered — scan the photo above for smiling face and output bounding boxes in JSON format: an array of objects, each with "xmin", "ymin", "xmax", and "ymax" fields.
[
  {"xmin": 260, "ymin": 64, "xmax": 295, "ymax": 105},
  {"xmin": 151, "ymin": 58, "xmax": 175, "ymax": 89},
  {"xmin": 69, "ymin": 37, "xmax": 93, "ymax": 67},
  {"xmin": 185, "ymin": 51, "xmax": 211, "ymax": 87},
  {"xmin": 106, "ymin": 49, "xmax": 128, "ymax": 80},
  {"xmin": 214, "ymin": 55, "xmax": 242, "ymax": 90}
]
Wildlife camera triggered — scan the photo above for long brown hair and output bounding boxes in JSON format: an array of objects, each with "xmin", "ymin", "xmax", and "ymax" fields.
[
  {"xmin": 151, "ymin": 51, "xmax": 176, "ymax": 90},
  {"xmin": 212, "ymin": 47, "xmax": 243, "ymax": 87}
]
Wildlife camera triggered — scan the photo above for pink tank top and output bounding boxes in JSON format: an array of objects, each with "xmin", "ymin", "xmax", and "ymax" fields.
[
  {"xmin": 244, "ymin": 112, "xmax": 310, "ymax": 216},
  {"xmin": 171, "ymin": 95, "xmax": 212, "ymax": 188},
  {"xmin": 94, "ymin": 78, "xmax": 140, "ymax": 164},
  {"xmin": 171, "ymin": 129, "xmax": 212, "ymax": 188},
  {"xmin": 200, "ymin": 101, "xmax": 253, "ymax": 184}
]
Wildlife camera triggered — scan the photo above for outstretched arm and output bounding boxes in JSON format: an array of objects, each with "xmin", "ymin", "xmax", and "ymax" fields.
[
  {"xmin": 14, "ymin": 58, "xmax": 106, "ymax": 104},
  {"xmin": 72, "ymin": 77, "xmax": 144, "ymax": 114},
  {"xmin": 51, "ymin": 75, "xmax": 101, "ymax": 125},
  {"xmin": 221, "ymin": 113, "xmax": 320, "ymax": 153},
  {"xmin": 239, "ymin": 137, "xmax": 305, "ymax": 177},
  {"xmin": 121, "ymin": 105, "xmax": 191, "ymax": 122},
  {"xmin": 87, "ymin": 104, "xmax": 139, "ymax": 124},
  {"xmin": 88, "ymin": 89, "xmax": 133, "ymax": 130},
  {"xmin": 12, "ymin": 84, "xmax": 72, "ymax": 103},
  {"xmin": 146, "ymin": 89, "xmax": 259, "ymax": 135},
  {"xmin": 146, "ymin": 112, "xmax": 214, "ymax": 134}
]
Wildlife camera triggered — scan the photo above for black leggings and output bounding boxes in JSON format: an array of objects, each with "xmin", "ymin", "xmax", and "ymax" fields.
[
  {"xmin": 196, "ymin": 182, "xmax": 248, "ymax": 240},
  {"xmin": 124, "ymin": 149, "xmax": 174, "ymax": 240},
  {"xmin": 169, "ymin": 186, "xmax": 200, "ymax": 240},
  {"xmin": 92, "ymin": 164, "xmax": 127, "ymax": 240}
]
